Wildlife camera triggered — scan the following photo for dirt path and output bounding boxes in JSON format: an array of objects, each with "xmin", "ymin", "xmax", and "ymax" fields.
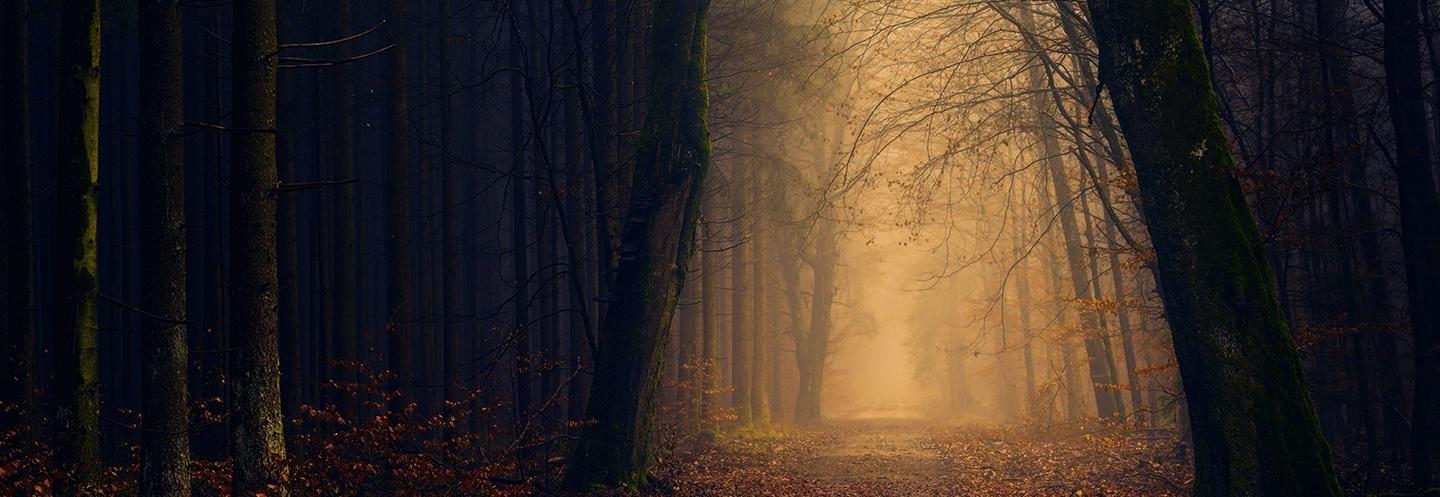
[{"xmin": 657, "ymin": 417, "xmax": 1191, "ymax": 497}]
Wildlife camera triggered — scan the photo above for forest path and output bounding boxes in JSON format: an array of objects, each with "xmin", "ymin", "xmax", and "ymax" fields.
[{"xmin": 656, "ymin": 413, "xmax": 1192, "ymax": 497}]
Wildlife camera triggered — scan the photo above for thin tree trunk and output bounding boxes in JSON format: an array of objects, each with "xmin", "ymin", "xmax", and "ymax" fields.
[
  {"xmin": 1086, "ymin": 1, "xmax": 1343, "ymax": 494},
  {"xmin": 0, "ymin": 0, "xmax": 35, "ymax": 428},
  {"xmin": 750, "ymin": 175, "xmax": 769, "ymax": 425},
  {"xmin": 439, "ymin": 0, "xmax": 464, "ymax": 437},
  {"xmin": 329, "ymin": 0, "xmax": 359, "ymax": 419},
  {"xmin": 384, "ymin": 0, "xmax": 415, "ymax": 418},
  {"xmin": 138, "ymin": 1, "xmax": 191, "ymax": 495},
  {"xmin": 231, "ymin": 0, "xmax": 289, "ymax": 493},
  {"xmin": 276, "ymin": 0, "xmax": 301, "ymax": 429},
  {"xmin": 590, "ymin": 0, "xmax": 619, "ymax": 305},
  {"xmin": 510, "ymin": 9, "xmax": 533, "ymax": 449},
  {"xmin": 53, "ymin": 0, "xmax": 102, "ymax": 493},
  {"xmin": 564, "ymin": 0, "xmax": 712, "ymax": 486},
  {"xmin": 730, "ymin": 177, "xmax": 752, "ymax": 424},
  {"xmin": 700, "ymin": 199, "xmax": 719, "ymax": 431}
]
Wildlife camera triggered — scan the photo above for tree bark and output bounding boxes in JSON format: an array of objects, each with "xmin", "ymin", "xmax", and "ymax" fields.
[
  {"xmin": 138, "ymin": 1, "xmax": 192, "ymax": 496},
  {"xmin": 53, "ymin": 0, "xmax": 102, "ymax": 494},
  {"xmin": 231, "ymin": 0, "xmax": 289, "ymax": 493},
  {"xmin": 1086, "ymin": 1, "xmax": 1342, "ymax": 495},
  {"xmin": 564, "ymin": 0, "xmax": 712, "ymax": 486}
]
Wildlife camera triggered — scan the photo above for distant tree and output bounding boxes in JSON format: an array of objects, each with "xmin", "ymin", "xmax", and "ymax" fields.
[
  {"xmin": 53, "ymin": 0, "xmax": 102, "ymax": 494},
  {"xmin": 564, "ymin": 0, "xmax": 713, "ymax": 487},
  {"xmin": 230, "ymin": 0, "xmax": 289, "ymax": 494},
  {"xmin": 0, "ymin": 0, "xmax": 35, "ymax": 428},
  {"xmin": 1086, "ymin": 1, "xmax": 1343, "ymax": 495},
  {"xmin": 730, "ymin": 170, "xmax": 752, "ymax": 424},
  {"xmin": 1380, "ymin": 0, "xmax": 1440, "ymax": 487},
  {"xmin": 384, "ymin": 0, "xmax": 415, "ymax": 418}
]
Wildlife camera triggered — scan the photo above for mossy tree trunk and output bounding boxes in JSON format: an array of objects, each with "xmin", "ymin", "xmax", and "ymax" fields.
[
  {"xmin": 230, "ymin": 0, "xmax": 289, "ymax": 494},
  {"xmin": 53, "ymin": 0, "xmax": 102, "ymax": 494},
  {"xmin": 0, "ymin": 0, "xmax": 35, "ymax": 429},
  {"xmin": 1381, "ymin": 0, "xmax": 1440, "ymax": 487},
  {"xmin": 1086, "ymin": 1, "xmax": 1343, "ymax": 495},
  {"xmin": 138, "ymin": 1, "xmax": 192, "ymax": 496},
  {"xmin": 563, "ymin": 0, "xmax": 712, "ymax": 487}
]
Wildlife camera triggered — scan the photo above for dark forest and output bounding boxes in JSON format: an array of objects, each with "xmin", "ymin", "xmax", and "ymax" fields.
[{"xmin": 3, "ymin": 0, "xmax": 1440, "ymax": 496}]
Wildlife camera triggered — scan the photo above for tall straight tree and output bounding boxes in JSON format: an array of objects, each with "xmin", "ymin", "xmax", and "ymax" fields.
[
  {"xmin": 509, "ymin": 2, "xmax": 533, "ymax": 449},
  {"xmin": 438, "ymin": 0, "xmax": 464, "ymax": 434},
  {"xmin": 384, "ymin": 0, "xmax": 415, "ymax": 417},
  {"xmin": 1381, "ymin": 0, "xmax": 1440, "ymax": 486},
  {"xmin": 329, "ymin": 0, "xmax": 359, "ymax": 419},
  {"xmin": 749, "ymin": 173, "xmax": 769, "ymax": 425},
  {"xmin": 0, "ymin": 0, "xmax": 35, "ymax": 427},
  {"xmin": 53, "ymin": 0, "xmax": 102, "ymax": 494},
  {"xmin": 231, "ymin": 0, "xmax": 288, "ymax": 494},
  {"xmin": 564, "ymin": 0, "xmax": 713, "ymax": 487},
  {"xmin": 1008, "ymin": 2, "xmax": 1123, "ymax": 419},
  {"xmin": 137, "ymin": 1, "xmax": 191, "ymax": 496},
  {"xmin": 699, "ymin": 198, "xmax": 719, "ymax": 431},
  {"xmin": 1085, "ymin": 1, "xmax": 1342, "ymax": 495},
  {"xmin": 730, "ymin": 174, "xmax": 751, "ymax": 424}
]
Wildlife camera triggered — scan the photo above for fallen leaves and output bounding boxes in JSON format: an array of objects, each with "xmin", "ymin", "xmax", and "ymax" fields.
[{"xmin": 644, "ymin": 419, "xmax": 1193, "ymax": 497}]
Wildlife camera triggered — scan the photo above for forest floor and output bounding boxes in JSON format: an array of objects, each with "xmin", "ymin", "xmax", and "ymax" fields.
[{"xmin": 644, "ymin": 414, "xmax": 1193, "ymax": 497}]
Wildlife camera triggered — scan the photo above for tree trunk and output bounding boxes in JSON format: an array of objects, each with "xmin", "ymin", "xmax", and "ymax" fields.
[
  {"xmin": 231, "ymin": 0, "xmax": 289, "ymax": 493},
  {"xmin": 563, "ymin": 0, "xmax": 712, "ymax": 486},
  {"xmin": 1086, "ymin": 1, "xmax": 1342, "ymax": 495},
  {"xmin": 700, "ymin": 199, "xmax": 719, "ymax": 431},
  {"xmin": 138, "ymin": 1, "xmax": 192, "ymax": 496},
  {"xmin": 1382, "ymin": 0, "xmax": 1440, "ymax": 486},
  {"xmin": 438, "ymin": 0, "xmax": 464, "ymax": 437},
  {"xmin": 384, "ymin": 0, "xmax": 415, "ymax": 418},
  {"xmin": 565, "ymin": 48, "xmax": 593, "ymax": 423},
  {"xmin": 53, "ymin": 0, "xmax": 102, "ymax": 494},
  {"xmin": 329, "ymin": 0, "xmax": 359, "ymax": 419},
  {"xmin": 275, "ymin": 0, "xmax": 301, "ymax": 429},
  {"xmin": 730, "ymin": 176, "xmax": 752, "ymax": 424},
  {"xmin": 796, "ymin": 216, "xmax": 836, "ymax": 423},
  {"xmin": 510, "ymin": 9, "xmax": 533, "ymax": 449},
  {"xmin": 750, "ymin": 173, "xmax": 769, "ymax": 425},
  {"xmin": 590, "ymin": 0, "xmax": 619, "ymax": 306},
  {"xmin": 0, "ymin": 0, "xmax": 35, "ymax": 428}
]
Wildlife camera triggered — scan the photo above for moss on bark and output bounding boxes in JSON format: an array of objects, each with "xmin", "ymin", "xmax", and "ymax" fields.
[
  {"xmin": 53, "ymin": 1, "xmax": 102, "ymax": 494},
  {"xmin": 1087, "ymin": 1, "xmax": 1343, "ymax": 495},
  {"xmin": 564, "ymin": 0, "xmax": 713, "ymax": 489}
]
